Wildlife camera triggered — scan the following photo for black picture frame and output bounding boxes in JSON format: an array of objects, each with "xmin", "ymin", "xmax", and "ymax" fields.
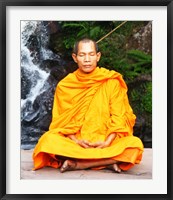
[{"xmin": 0, "ymin": 0, "xmax": 172, "ymax": 199}]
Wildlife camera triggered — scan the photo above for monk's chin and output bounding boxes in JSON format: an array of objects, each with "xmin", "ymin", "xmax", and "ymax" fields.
[{"xmin": 80, "ymin": 66, "xmax": 96, "ymax": 73}]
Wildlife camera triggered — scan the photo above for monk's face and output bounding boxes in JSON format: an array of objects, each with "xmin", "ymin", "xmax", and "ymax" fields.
[{"xmin": 72, "ymin": 41, "xmax": 101, "ymax": 73}]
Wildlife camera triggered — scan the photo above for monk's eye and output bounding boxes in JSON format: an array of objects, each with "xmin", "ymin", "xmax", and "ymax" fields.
[
  {"xmin": 90, "ymin": 53, "xmax": 95, "ymax": 56},
  {"xmin": 78, "ymin": 54, "xmax": 85, "ymax": 57}
]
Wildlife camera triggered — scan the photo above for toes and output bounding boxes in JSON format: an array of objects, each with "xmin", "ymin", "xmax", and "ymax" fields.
[
  {"xmin": 113, "ymin": 164, "xmax": 121, "ymax": 173},
  {"xmin": 60, "ymin": 160, "xmax": 69, "ymax": 173},
  {"xmin": 60, "ymin": 160, "xmax": 76, "ymax": 173}
]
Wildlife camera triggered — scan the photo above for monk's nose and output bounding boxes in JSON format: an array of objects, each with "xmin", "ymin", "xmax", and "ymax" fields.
[{"xmin": 84, "ymin": 55, "xmax": 90, "ymax": 62}]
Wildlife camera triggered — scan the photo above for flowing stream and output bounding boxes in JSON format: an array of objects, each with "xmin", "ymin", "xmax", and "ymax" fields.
[{"xmin": 21, "ymin": 21, "xmax": 66, "ymax": 149}]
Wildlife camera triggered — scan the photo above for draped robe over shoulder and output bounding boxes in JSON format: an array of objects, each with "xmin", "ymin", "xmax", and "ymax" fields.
[{"xmin": 33, "ymin": 67, "xmax": 144, "ymax": 170}]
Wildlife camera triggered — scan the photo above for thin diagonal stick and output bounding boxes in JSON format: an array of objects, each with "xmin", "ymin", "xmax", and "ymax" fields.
[{"xmin": 96, "ymin": 21, "xmax": 127, "ymax": 44}]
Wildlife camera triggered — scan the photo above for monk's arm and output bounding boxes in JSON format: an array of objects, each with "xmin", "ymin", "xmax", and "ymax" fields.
[
  {"xmin": 105, "ymin": 132, "xmax": 117, "ymax": 145},
  {"xmin": 106, "ymin": 79, "xmax": 134, "ymax": 138},
  {"xmin": 67, "ymin": 134, "xmax": 78, "ymax": 143}
]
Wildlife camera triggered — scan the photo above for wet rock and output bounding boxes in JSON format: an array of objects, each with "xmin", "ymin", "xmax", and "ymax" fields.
[
  {"xmin": 21, "ymin": 67, "xmax": 33, "ymax": 99},
  {"xmin": 126, "ymin": 22, "xmax": 152, "ymax": 54}
]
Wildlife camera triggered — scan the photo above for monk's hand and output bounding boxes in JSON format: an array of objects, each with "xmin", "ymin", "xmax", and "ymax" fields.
[
  {"xmin": 77, "ymin": 140, "xmax": 108, "ymax": 148},
  {"xmin": 90, "ymin": 133, "xmax": 117, "ymax": 148},
  {"xmin": 67, "ymin": 135, "xmax": 91, "ymax": 148},
  {"xmin": 89, "ymin": 141, "xmax": 110, "ymax": 148},
  {"xmin": 77, "ymin": 140, "xmax": 91, "ymax": 148}
]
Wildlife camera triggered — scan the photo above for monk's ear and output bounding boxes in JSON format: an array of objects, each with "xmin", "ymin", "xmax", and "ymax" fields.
[
  {"xmin": 72, "ymin": 53, "xmax": 78, "ymax": 63},
  {"xmin": 96, "ymin": 52, "xmax": 101, "ymax": 62}
]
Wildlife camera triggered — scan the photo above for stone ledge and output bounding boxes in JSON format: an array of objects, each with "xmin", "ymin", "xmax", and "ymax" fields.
[{"xmin": 21, "ymin": 148, "xmax": 152, "ymax": 180}]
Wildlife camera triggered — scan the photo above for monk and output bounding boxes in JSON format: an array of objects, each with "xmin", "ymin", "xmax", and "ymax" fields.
[{"xmin": 33, "ymin": 38, "xmax": 144, "ymax": 173}]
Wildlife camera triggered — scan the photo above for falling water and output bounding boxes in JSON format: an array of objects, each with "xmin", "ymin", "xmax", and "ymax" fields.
[
  {"xmin": 21, "ymin": 21, "xmax": 50, "ymax": 120},
  {"xmin": 21, "ymin": 21, "xmax": 65, "ymax": 149}
]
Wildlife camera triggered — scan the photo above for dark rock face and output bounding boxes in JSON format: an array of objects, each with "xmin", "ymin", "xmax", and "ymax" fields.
[
  {"xmin": 126, "ymin": 21, "xmax": 152, "ymax": 54},
  {"xmin": 133, "ymin": 116, "xmax": 152, "ymax": 148}
]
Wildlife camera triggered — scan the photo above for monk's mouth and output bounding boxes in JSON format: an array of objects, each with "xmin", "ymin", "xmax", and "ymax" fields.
[{"xmin": 83, "ymin": 65, "xmax": 92, "ymax": 68}]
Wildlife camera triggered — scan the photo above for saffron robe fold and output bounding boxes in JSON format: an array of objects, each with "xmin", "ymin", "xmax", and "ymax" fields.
[{"xmin": 33, "ymin": 67, "xmax": 144, "ymax": 170}]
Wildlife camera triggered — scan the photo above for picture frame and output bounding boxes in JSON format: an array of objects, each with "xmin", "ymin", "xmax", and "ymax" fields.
[{"xmin": 0, "ymin": 0, "xmax": 172, "ymax": 199}]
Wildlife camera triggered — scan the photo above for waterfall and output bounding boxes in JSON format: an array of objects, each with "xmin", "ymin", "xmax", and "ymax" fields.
[
  {"xmin": 21, "ymin": 21, "xmax": 50, "ymax": 121},
  {"xmin": 21, "ymin": 21, "xmax": 66, "ymax": 149}
]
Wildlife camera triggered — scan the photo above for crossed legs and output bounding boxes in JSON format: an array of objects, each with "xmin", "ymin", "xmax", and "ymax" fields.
[{"xmin": 58, "ymin": 157, "xmax": 121, "ymax": 173}]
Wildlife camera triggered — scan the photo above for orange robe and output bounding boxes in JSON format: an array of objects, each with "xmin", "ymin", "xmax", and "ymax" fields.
[{"xmin": 33, "ymin": 67, "xmax": 144, "ymax": 171}]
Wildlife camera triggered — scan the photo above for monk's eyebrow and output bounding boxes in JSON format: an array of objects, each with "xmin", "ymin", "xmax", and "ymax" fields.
[{"xmin": 78, "ymin": 51, "xmax": 96, "ymax": 54}]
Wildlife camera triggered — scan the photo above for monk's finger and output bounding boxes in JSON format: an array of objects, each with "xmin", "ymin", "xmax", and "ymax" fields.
[
  {"xmin": 90, "ymin": 141, "xmax": 101, "ymax": 147},
  {"xmin": 94, "ymin": 142, "xmax": 105, "ymax": 147},
  {"xmin": 80, "ymin": 141, "xmax": 90, "ymax": 148},
  {"xmin": 86, "ymin": 142, "xmax": 96, "ymax": 147},
  {"xmin": 83, "ymin": 140, "xmax": 90, "ymax": 145},
  {"xmin": 95, "ymin": 142, "xmax": 108, "ymax": 148}
]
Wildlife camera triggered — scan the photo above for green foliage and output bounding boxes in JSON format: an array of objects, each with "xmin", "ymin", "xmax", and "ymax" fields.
[
  {"xmin": 127, "ymin": 50, "xmax": 152, "ymax": 76},
  {"xmin": 123, "ymin": 50, "xmax": 152, "ymax": 83},
  {"xmin": 53, "ymin": 21, "xmax": 144, "ymax": 59},
  {"xmin": 60, "ymin": 21, "xmax": 106, "ymax": 51},
  {"xmin": 129, "ymin": 81, "xmax": 152, "ymax": 129},
  {"xmin": 130, "ymin": 82, "xmax": 152, "ymax": 114},
  {"xmin": 141, "ymin": 82, "xmax": 152, "ymax": 113},
  {"xmin": 99, "ymin": 44, "xmax": 152, "ymax": 84}
]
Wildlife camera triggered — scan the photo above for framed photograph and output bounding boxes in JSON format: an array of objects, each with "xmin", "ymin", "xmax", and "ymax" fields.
[{"xmin": 0, "ymin": 0, "xmax": 172, "ymax": 199}]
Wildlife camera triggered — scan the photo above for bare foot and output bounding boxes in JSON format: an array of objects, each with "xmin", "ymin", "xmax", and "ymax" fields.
[
  {"xmin": 60, "ymin": 160, "xmax": 77, "ymax": 173},
  {"xmin": 107, "ymin": 163, "xmax": 121, "ymax": 173}
]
